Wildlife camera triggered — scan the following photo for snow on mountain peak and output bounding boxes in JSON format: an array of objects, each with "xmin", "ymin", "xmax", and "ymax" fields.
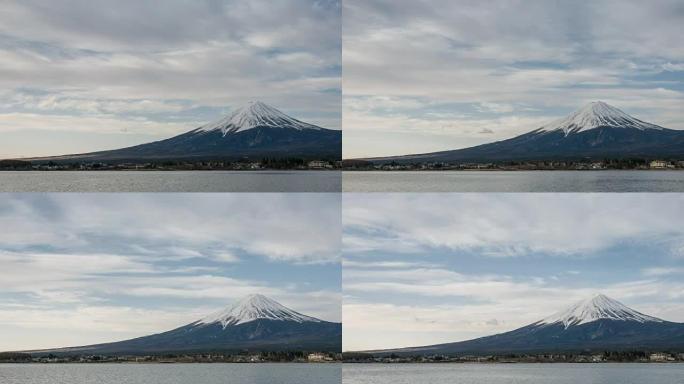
[
  {"xmin": 537, "ymin": 101, "xmax": 664, "ymax": 136},
  {"xmin": 537, "ymin": 294, "xmax": 662, "ymax": 329},
  {"xmin": 196, "ymin": 294, "xmax": 321, "ymax": 329},
  {"xmin": 194, "ymin": 101, "xmax": 321, "ymax": 136}
]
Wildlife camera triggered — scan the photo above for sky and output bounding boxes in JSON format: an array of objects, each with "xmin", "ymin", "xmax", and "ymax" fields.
[
  {"xmin": 343, "ymin": 0, "xmax": 684, "ymax": 158},
  {"xmin": 0, "ymin": 194, "xmax": 341, "ymax": 351},
  {"xmin": 343, "ymin": 194, "xmax": 684, "ymax": 351},
  {"xmin": 0, "ymin": 0, "xmax": 341, "ymax": 158}
]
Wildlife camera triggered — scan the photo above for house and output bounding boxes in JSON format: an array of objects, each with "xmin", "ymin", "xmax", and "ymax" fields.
[
  {"xmin": 649, "ymin": 160, "xmax": 669, "ymax": 169},
  {"xmin": 307, "ymin": 353, "xmax": 332, "ymax": 362},
  {"xmin": 308, "ymin": 160, "xmax": 332, "ymax": 169},
  {"xmin": 649, "ymin": 353, "xmax": 673, "ymax": 362}
]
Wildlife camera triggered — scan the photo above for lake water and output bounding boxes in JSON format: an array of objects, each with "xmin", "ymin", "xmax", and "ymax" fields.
[
  {"xmin": 0, "ymin": 363, "xmax": 341, "ymax": 384},
  {"xmin": 343, "ymin": 170, "xmax": 684, "ymax": 192},
  {"xmin": 343, "ymin": 363, "xmax": 684, "ymax": 384},
  {"xmin": 0, "ymin": 171, "xmax": 341, "ymax": 192}
]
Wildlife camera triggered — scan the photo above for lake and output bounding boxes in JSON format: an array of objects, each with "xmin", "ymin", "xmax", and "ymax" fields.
[
  {"xmin": 343, "ymin": 363, "xmax": 684, "ymax": 384},
  {"xmin": 343, "ymin": 170, "xmax": 684, "ymax": 192},
  {"xmin": 0, "ymin": 363, "xmax": 341, "ymax": 384},
  {"xmin": 0, "ymin": 171, "xmax": 341, "ymax": 192}
]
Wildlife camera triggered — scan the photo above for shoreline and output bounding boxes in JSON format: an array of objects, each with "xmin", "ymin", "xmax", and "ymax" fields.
[
  {"xmin": 342, "ymin": 361, "xmax": 683, "ymax": 364},
  {"xmin": 0, "ymin": 169, "xmax": 340, "ymax": 172},
  {"xmin": 0, "ymin": 361, "xmax": 341, "ymax": 364},
  {"xmin": 341, "ymin": 168, "xmax": 683, "ymax": 172}
]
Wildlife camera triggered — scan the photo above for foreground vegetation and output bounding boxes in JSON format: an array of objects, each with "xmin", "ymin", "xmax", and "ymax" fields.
[
  {"xmin": 342, "ymin": 158, "xmax": 684, "ymax": 171},
  {"xmin": 342, "ymin": 351, "xmax": 684, "ymax": 363},
  {"xmin": 0, "ymin": 351, "xmax": 341, "ymax": 364},
  {"xmin": 0, "ymin": 158, "xmax": 340, "ymax": 171}
]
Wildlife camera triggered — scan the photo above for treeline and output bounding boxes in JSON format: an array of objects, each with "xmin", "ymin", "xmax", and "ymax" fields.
[
  {"xmin": 0, "ymin": 352, "xmax": 32, "ymax": 362},
  {"xmin": 260, "ymin": 157, "xmax": 306, "ymax": 169},
  {"xmin": 343, "ymin": 350, "xmax": 682, "ymax": 363},
  {"xmin": 17, "ymin": 350, "xmax": 342, "ymax": 364},
  {"xmin": 342, "ymin": 352, "xmax": 375, "ymax": 361},
  {"xmin": 601, "ymin": 350, "xmax": 649, "ymax": 361},
  {"xmin": 0, "ymin": 159, "xmax": 32, "ymax": 169},
  {"xmin": 498, "ymin": 158, "xmax": 650, "ymax": 168},
  {"xmin": 1, "ymin": 157, "xmax": 340, "ymax": 171},
  {"xmin": 342, "ymin": 157, "xmax": 684, "ymax": 170}
]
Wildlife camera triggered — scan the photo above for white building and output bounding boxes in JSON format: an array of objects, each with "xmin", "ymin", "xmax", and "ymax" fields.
[
  {"xmin": 649, "ymin": 160, "xmax": 668, "ymax": 169},
  {"xmin": 308, "ymin": 160, "xmax": 332, "ymax": 169}
]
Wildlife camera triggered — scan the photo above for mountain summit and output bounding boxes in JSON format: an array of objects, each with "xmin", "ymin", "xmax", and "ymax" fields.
[
  {"xmin": 537, "ymin": 294, "xmax": 662, "ymax": 329},
  {"xmin": 28, "ymin": 101, "xmax": 341, "ymax": 163},
  {"xmin": 367, "ymin": 294, "xmax": 684, "ymax": 355},
  {"xmin": 363, "ymin": 101, "xmax": 684, "ymax": 163},
  {"xmin": 537, "ymin": 101, "xmax": 664, "ymax": 136},
  {"xmin": 194, "ymin": 101, "xmax": 322, "ymax": 136},
  {"xmin": 197, "ymin": 294, "xmax": 322, "ymax": 328},
  {"xmin": 28, "ymin": 294, "xmax": 341, "ymax": 355}
]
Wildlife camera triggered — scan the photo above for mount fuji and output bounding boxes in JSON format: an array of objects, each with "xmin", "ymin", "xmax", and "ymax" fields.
[
  {"xmin": 28, "ymin": 294, "xmax": 341, "ymax": 356},
  {"xmin": 31, "ymin": 101, "xmax": 341, "ymax": 163},
  {"xmin": 364, "ymin": 101, "xmax": 684, "ymax": 163},
  {"xmin": 368, "ymin": 294, "xmax": 684, "ymax": 355}
]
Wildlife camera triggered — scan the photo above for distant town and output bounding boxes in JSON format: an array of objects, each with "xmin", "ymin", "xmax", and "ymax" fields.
[
  {"xmin": 343, "ymin": 351, "xmax": 684, "ymax": 364},
  {"xmin": 342, "ymin": 159, "xmax": 684, "ymax": 171},
  {"xmin": 0, "ymin": 351, "xmax": 341, "ymax": 364},
  {"xmin": 0, "ymin": 159, "xmax": 341, "ymax": 171}
]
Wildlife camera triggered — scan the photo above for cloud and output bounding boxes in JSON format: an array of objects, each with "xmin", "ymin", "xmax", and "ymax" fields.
[
  {"xmin": 343, "ymin": 262, "xmax": 684, "ymax": 350},
  {"xmin": 0, "ymin": 0, "xmax": 341, "ymax": 156},
  {"xmin": 344, "ymin": 194, "xmax": 684, "ymax": 257},
  {"xmin": 477, "ymin": 102, "xmax": 515, "ymax": 114},
  {"xmin": 642, "ymin": 267, "xmax": 684, "ymax": 277},
  {"xmin": 0, "ymin": 194, "xmax": 342, "ymax": 350},
  {"xmin": 213, "ymin": 251, "xmax": 241, "ymax": 263},
  {"xmin": 342, "ymin": 194, "xmax": 684, "ymax": 350},
  {"xmin": 0, "ymin": 194, "xmax": 341, "ymax": 263},
  {"xmin": 663, "ymin": 62, "xmax": 684, "ymax": 72},
  {"xmin": 343, "ymin": 0, "xmax": 684, "ymax": 157}
]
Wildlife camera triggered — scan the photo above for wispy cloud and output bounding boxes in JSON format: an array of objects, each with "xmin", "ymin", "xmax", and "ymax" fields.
[
  {"xmin": 0, "ymin": 194, "xmax": 341, "ymax": 351},
  {"xmin": 344, "ymin": 194, "xmax": 684, "ymax": 257},
  {"xmin": 343, "ymin": 0, "xmax": 684, "ymax": 157},
  {"xmin": 0, "ymin": 0, "xmax": 341, "ymax": 157},
  {"xmin": 343, "ymin": 194, "xmax": 684, "ymax": 351}
]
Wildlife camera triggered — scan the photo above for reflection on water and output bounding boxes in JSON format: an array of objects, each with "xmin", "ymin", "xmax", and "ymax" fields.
[
  {"xmin": 0, "ymin": 171, "xmax": 341, "ymax": 192},
  {"xmin": 343, "ymin": 363, "xmax": 684, "ymax": 384},
  {"xmin": 343, "ymin": 170, "xmax": 684, "ymax": 192},
  {"xmin": 0, "ymin": 363, "xmax": 341, "ymax": 384}
]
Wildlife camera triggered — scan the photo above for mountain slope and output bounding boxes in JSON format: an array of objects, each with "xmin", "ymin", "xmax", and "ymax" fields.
[
  {"xmin": 31, "ymin": 294, "xmax": 341, "ymax": 355},
  {"xmin": 369, "ymin": 294, "xmax": 684, "ymax": 355},
  {"xmin": 193, "ymin": 101, "xmax": 322, "ymax": 135},
  {"xmin": 364, "ymin": 102, "xmax": 684, "ymax": 163},
  {"xmin": 197, "ymin": 294, "xmax": 322, "ymax": 327},
  {"xmin": 31, "ymin": 102, "xmax": 341, "ymax": 162},
  {"xmin": 537, "ymin": 294, "xmax": 662, "ymax": 328},
  {"xmin": 536, "ymin": 101, "xmax": 664, "ymax": 135}
]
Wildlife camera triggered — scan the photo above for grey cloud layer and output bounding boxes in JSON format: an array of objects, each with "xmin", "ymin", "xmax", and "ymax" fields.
[
  {"xmin": 344, "ymin": 194, "xmax": 684, "ymax": 257},
  {"xmin": 0, "ymin": 194, "xmax": 341, "ymax": 350},
  {"xmin": 343, "ymin": 194, "xmax": 684, "ymax": 350},
  {"xmin": 0, "ymin": 194, "xmax": 340, "ymax": 262},
  {"xmin": 343, "ymin": 0, "xmax": 684, "ymax": 157},
  {"xmin": 0, "ymin": 0, "xmax": 341, "ymax": 156}
]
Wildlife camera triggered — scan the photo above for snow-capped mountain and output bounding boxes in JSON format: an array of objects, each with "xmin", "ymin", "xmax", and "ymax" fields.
[
  {"xmin": 193, "ymin": 101, "xmax": 322, "ymax": 136},
  {"xmin": 363, "ymin": 101, "xmax": 684, "ymax": 163},
  {"xmin": 197, "ymin": 294, "xmax": 322, "ymax": 328},
  {"xmin": 368, "ymin": 294, "xmax": 684, "ymax": 355},
  {"xmin": 29, "ymin": 101, "xmax": 341, "ymax": 163},
  {"xmin": 28, "ymin": 295, "xmax": 341, "ymax": 356},
  {"xmin": 536, "ymin": 101, "xmax": 664, "ymax": 136},
  {"xmin": 536, "ymin": 294, "xmax": 662, "ymax": 329}
]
